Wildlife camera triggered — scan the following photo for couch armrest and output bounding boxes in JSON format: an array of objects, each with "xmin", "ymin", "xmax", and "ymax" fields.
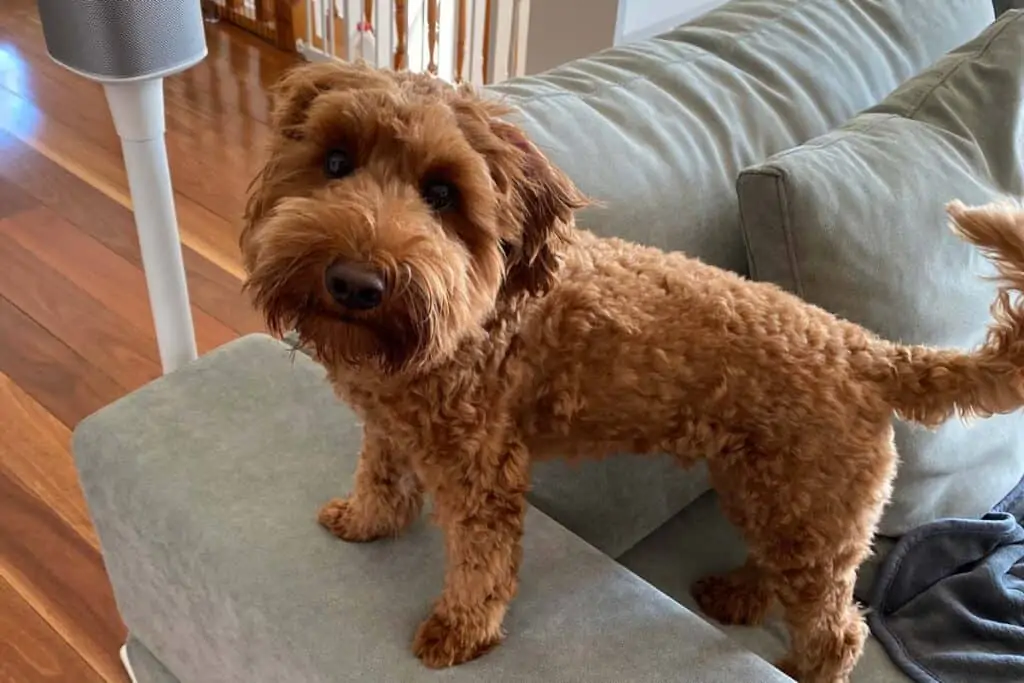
[{"xmin": 74, "ymin": 335, "xmax": 789, "ymax": 683}]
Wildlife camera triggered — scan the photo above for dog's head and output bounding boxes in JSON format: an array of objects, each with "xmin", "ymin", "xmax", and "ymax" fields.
[{"xmin": 241, "ymin": 62, "xmax": 586, "ymax": 373}]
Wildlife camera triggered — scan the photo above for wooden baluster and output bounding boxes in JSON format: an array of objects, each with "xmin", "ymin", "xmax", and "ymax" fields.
[
  {"xmin": 394, "ymin": 0, "xmax": 407, "ymax": 70},
  {"xmin": 200, "ymin": 0, "xmax": 220, "ymax": 22},
  {"xmin": 455, "ymin": 0, "xmax": 466, "ymax": 82},
  {"xmin": 274, "ymin": 0, "xmax": 297, "ymax": 51},
  {"xmin": 258, "ymin": 0, "xmax": 273, "ymax": 39},
  {"xmin": 364, "ymin": 0, "xmax": 374, "ymax": 28},
  {"xmin": 427, "ymin": 0, "xmax": 439, "ymax": 74},
  {"xmin": 481, "ymin": 0, "xmax": 491, "ymax": 84}
]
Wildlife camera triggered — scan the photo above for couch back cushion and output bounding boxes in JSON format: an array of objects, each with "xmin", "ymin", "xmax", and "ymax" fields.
[
  {"xmin": 491, "ymin": 0, "xmax": 993, "ymax": 275},
  {"xmin": 738, "ymin": 10, "xmax": 1024, "ymax": 536},
  {"xmin": 484, "ymin": 0, "xmax": 995, "ymax": 556}
]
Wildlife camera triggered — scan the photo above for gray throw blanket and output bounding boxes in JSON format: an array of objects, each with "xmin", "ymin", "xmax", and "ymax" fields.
[{"xmin": 868, "ymin": 479, "xmax": 1024, "ymax": 683}]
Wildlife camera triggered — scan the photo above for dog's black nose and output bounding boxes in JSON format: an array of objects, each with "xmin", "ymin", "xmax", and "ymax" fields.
[{"xmin": 324, "ymin": 260, "xmax": 385, "ymax": 311}]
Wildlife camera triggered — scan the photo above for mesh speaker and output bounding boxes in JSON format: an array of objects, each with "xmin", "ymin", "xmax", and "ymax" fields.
[{"xmin": 37, "ymin": 0, "xmax": 207, "ymax": 82}]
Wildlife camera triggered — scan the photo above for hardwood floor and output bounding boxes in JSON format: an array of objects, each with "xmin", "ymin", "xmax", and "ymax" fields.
[{"xmin": 0, "ymin": 2, "xmax": 299, "ymax": 680}]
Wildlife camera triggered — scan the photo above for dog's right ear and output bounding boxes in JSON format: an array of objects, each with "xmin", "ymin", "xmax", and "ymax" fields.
[{"xmin": 269, "ymin": 62, "xmax": 394, "ymax": 139}]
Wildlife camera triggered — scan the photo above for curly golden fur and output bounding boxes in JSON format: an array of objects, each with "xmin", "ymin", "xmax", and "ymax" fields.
[{"xmin": 241, "ymin": 61, "xmax": 1024, "ymax": 683}]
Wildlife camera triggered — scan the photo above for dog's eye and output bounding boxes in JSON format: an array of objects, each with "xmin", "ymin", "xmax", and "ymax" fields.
[
  {"xmin": 324, "ymin": 149, "xmax": 355, "ymax": 179},
  {"xmin": 421, "ymin": 181, "xmax": 458, "ymax": 212}
]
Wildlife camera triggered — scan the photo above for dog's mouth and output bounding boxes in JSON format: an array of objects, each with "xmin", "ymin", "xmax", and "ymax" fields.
[
  {"xmin": 327, "ymin": 299, "xmax": 400, "ymax": 331},
  {"xmin": 273, "ymin": 270, "xmax": 438, "ymax": 373},
  {"xmin": 336, "ymin": 310, "xmax": 374, "ymax": 326},
  {"xmin": 301, "ymin": 301, "xmax": 427, "ymax": 370}
]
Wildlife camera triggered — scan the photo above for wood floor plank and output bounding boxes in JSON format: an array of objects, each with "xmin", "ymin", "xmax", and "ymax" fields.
[
  {"xmin": 0, "ymin": 84, "xmax": 130, "ymax": 206},
  {"xmin": 0, "ymin": 369, "xmax": 102, "ymax": 551},
  {"xmin": 0, "ymin": 130, "xmax": 265, "ymax": 335},
  {"xmin": 165, "ymin": 27, "xmax": 287, "ymax": 130},
  {"xmin": 0, "ymin": 7, "xmax": 283, "ymax": 311},
  {"xmin": 0, "ymin": 295, "xmax": 124, "ymax": 426},
  {"xmin": 2, "ymin": 206, "xmax": 239, "ymax": 355},
  {"xmin": 0, "ymin": 4, "xmax": 287, "ymax": 676},
  {"xmin": 0, "ymin": 83, "xmax": 248, "ymax": 279},
  {"xmin": 0, "ymin": 2, "xmax": 294, "ymax": 130},
  {"xmin": 0, "ymin": 12, "xmax": 281, "ymax": 247},
  {"xmin": 0, "ymin": 175, "xmax": 35, "ymax": 218},
  {"xmin": 0, "ymin": 467, "xmax": 128, "ymax": 683},
  {"xmin": 0, "ymin": 223, "xmax": 162, "ymax": 391},
  {"xmin": 0, "ymin": 7, "xmax": 301, "ymax": 277},
  {"xmin": 0, "ymin": 34, "xmax": 121, "ymax": 153},
  {"xmin": 0, "ymin": 577, "xmax": 106, "ymax": 683},
  {"xmin": 0, "ymin": 21, "xmax": 276, "ymax": 213}
]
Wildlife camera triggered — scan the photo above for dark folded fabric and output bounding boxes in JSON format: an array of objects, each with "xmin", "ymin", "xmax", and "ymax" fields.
[{"xmin": 868, "ymin": 478, "xmax": 1024, "ymax": 683}]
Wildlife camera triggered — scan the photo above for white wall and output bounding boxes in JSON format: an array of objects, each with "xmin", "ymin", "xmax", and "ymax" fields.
[
  {"xmin": 523, "ymin": 0, "xmax": 727, "ymax": 75},
  {"xmin": 615, "ymin": 0, "xmax": 727, "ymax": 44},
  {"xmin": 525, "ymin": 0, "xmax": 619, "ymax": 75}
]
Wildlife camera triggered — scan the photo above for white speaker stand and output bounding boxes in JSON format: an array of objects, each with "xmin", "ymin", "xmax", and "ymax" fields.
[
  {"xmin": 37, "ymin": 0, "xmax": 208, "ymax": 375},
  {"xmin": 104, "ymin": 79, "xmax": 198, "ymax": 373}
]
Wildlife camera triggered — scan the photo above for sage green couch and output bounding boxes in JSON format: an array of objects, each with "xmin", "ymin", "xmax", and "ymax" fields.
[{"xmin": 74, "ymin": 1, "xmax": 1019, "ymax": 681}]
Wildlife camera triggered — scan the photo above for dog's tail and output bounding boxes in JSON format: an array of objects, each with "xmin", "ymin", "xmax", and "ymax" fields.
[{"xmin": 875, "ymin": 200, "xmax": 1024, "ymax": 426}]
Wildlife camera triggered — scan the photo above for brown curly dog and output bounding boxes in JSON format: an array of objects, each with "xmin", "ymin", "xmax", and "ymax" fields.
[{"xmin": 240, "ymin": 61, "xmax": 1024, "ymax": 683}]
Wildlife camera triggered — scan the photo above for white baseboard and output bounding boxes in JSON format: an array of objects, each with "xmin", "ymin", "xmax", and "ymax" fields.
[{"xmin": 121, "ymin": 644, "xmax": 140, "ymax": 683}]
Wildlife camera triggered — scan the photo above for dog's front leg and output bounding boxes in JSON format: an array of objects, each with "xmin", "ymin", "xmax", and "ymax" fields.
[
  {"xmin": 412, "ymin": 440, "xmax": 530, "ymax": 668},
  {"xmin": 318, "ymin": 424, "xmax": 423, "ymax": 542}
]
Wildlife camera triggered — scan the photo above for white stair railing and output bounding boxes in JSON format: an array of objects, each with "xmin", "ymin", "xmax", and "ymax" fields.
[{"xmin": 292, "ymin": 0, "xmax": 530, "ymax": 86}]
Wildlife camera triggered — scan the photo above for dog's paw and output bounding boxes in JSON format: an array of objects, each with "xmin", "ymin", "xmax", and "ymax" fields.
[
  {"xmin": 774, "ymin": 655, "xmax": 853, "ymax": 683},
  {"xmin": 692, "ymin": 570, "xmax": 771, "ymax": 626},
  {"xmin": 775, "ymin": 656, "xmax": 801, "ymax": 681},
  {"xmin": 412, "ymin": 611, "xmax": 502, "ymax": 669},
  {"xmin": 317, "ymin": 497, "xmax": 390, "ymax": 542}
]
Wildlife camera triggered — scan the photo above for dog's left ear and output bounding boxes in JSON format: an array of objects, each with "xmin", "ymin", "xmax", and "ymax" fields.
[{"xmin": 455, "ymin": 95, "xmax": 588, "ymax": 297}]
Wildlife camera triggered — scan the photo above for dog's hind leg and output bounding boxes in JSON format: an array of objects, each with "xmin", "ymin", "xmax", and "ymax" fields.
[
  {"xmin": 318, "ymin": 424, "xmax": 423, "ymax": 542},
  {"xmin": 770, "ymin": 561, "xmax": 867, "ymax": 683},
  {"xmin": 705, "ymin": 430, "xmax": 896, "ymax": 683}
]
